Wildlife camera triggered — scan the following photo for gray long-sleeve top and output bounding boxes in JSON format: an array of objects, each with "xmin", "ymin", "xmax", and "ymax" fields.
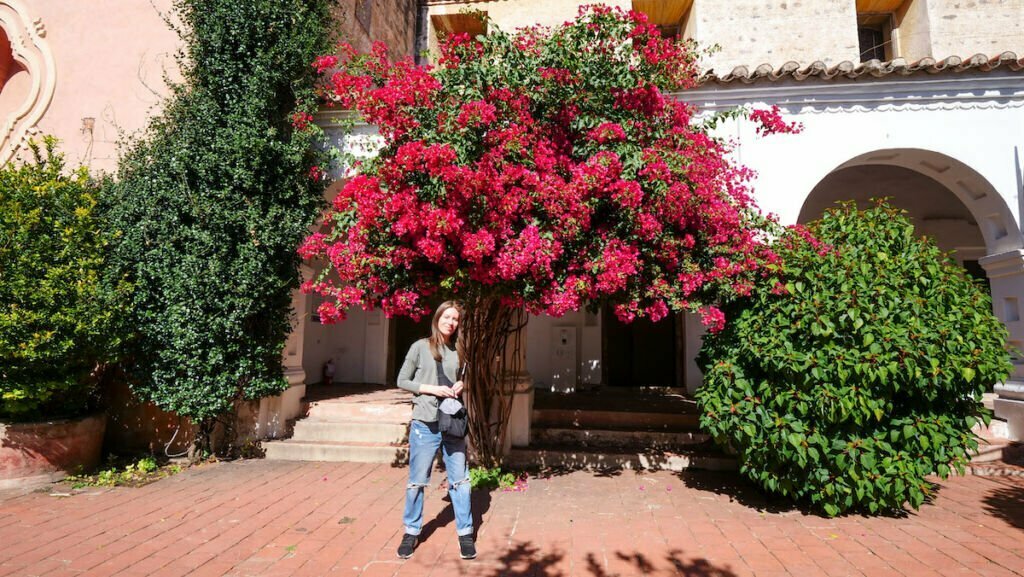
[{"xmin": 397, "ymin": 338, "xmax": 461, "ymax": 423}]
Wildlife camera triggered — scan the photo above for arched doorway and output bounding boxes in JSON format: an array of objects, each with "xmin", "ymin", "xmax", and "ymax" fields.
[
  {"xmin": 800, "ymin": 164, "xmax": 988, "ymax": 283},
  {"xmin": 801, "ymin": 148, "xmax": 1024, "ymax": 376}
]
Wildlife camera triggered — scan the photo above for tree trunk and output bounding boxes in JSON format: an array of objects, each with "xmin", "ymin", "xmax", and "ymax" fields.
[{"xmin": 461, "ymin": 297, "xmax": 525, "ymax": 467}]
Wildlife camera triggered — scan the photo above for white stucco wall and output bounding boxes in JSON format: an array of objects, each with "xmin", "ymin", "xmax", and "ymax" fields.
[{"xmin": 682, "ymin": 73, "xmax": 1024, "ymax": 246}]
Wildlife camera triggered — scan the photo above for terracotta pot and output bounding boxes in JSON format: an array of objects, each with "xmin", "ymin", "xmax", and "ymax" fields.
[{"xmin": 0, "ymin": 413, "xmax": 107, "ymax": 489}]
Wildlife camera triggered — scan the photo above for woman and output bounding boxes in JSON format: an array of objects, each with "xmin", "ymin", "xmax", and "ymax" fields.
[{"xmin": 395, "ymin": 301, "xmax": 475, "ymax": 560}]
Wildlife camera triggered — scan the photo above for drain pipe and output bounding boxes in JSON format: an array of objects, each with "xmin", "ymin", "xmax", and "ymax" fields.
[{"xmin": 414, "ymin": 0, "xmax": 429, "ymax": 65}]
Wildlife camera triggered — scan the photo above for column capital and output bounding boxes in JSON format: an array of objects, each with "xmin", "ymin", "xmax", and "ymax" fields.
[
  {"xmin": 979, "ymin": 249, "xmax": 1024, "ymax": 278},
  {"xmin": 995, "ymin": 380, "xmax": 1024, "ymax": 401}
]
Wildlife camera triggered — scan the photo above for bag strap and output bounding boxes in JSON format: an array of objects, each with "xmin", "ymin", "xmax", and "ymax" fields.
[{"xmin": 435, "ymin": 359, "xmax": 455, "ymax": 388}]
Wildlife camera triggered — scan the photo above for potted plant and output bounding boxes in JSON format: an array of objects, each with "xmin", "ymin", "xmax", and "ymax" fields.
[{"xmin": 1, "ymin": 137, "xmax": 127, "ymax": 488}]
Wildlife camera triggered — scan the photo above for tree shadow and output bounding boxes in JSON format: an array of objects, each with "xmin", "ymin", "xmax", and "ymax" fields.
[
  {"xmin": 488, "ymin": 541, "xmax": 567, "ymax": 577},
  {"xmin": 473, "ymin": 544, "xmax": 739, "ymax": 577},
  {"xmin": 586, "ymin": 549, "xmax": 739, "ymax": 577},
  {"xmin": 981, "ymin": 479, "xmax": 1024, "ymax": 531}
]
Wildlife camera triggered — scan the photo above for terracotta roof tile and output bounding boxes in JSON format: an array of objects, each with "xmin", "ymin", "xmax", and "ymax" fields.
[{"xmin": 701, "ymin": 52, "xmax": 1024, "ymax": 85}]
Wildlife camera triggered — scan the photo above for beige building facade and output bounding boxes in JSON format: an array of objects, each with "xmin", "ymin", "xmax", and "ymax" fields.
[{"xmin": 426, "ymin": 0, "xmax": 1024, "ymax": 74}]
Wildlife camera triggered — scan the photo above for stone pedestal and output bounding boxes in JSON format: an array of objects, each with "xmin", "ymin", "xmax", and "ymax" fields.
[
  {"xmin": 241, "ymin": 273, "xmax": 312, "ymax": 442},
  {"xmin": 994, "ymin": 381, "xmax": 1024, "ymax": 441},
  {"xmin": 981, "ymin": 250, "xmax": 1024, "ymax": 441},
  {"xmin": 251, "ymin": 368, "xmax": 307, "ymax": 440}
]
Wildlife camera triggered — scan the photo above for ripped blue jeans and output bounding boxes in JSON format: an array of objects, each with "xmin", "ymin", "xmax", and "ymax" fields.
[{"xmin": 403, "ymin": 419, "xmax": 473, "ymax": 537}]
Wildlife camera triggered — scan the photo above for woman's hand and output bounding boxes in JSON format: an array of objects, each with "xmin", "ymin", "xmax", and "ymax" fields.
[
  {"xmin": 452, "ymin": 380, "xmax": 465, "ymax": 396},
  {"xmin": 422, "ymin": 384, "xmax": 456, "ymax": 398}
]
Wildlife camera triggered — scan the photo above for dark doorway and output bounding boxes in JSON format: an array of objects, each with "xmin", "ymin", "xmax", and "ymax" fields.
[
  {"xmin": 602, "ymin": 309, "xmax": 678, "ymax": 387},
  {"xmin": 390, "ymin": 313, "xmax": 433, "ymax": 385},
  {"xmin": 388, "ymin": 297, "xmax": 447, "ymax": 384}
]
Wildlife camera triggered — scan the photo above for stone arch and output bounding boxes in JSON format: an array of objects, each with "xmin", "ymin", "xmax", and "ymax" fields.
[
  {"xmin": 799, "ymin": 148, "xmax": 1022, "ymax": 257},
  {"xmin": 802, "ymin": 148, "xmax": 1024, "ymax": 435},
  {"xmin": 0, "ymin": 0, "xmax": 56, "ymax": 164}
]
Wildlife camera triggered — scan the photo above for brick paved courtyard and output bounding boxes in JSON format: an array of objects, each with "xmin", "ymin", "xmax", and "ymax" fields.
[{"xmin": 1, "ymin": 460, "xmax": 1023, "ymax": 577}]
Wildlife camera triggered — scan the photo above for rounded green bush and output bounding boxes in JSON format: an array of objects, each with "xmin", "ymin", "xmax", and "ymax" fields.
[
  {"xmin": 696, "ymin": 202, "xmax": 1012, "ymax": 516},
  {"xmin": 0, "ymin": 138, "xmax": 126, "ymax": 419}
]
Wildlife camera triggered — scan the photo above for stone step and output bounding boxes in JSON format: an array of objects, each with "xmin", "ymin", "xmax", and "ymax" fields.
[
  {"xmin": 971, "ymin": 438, "xmax": 1015, "ymax": 464},
  {"xmin": 263, "ymin": 439, "xmax": 409, "ymax": 464},
  {"xmin": 532, "ymin": 427, "xmax": 709, "ymax": 449},
  {"xmin": 291, "ymin": 419, "xmax": 408, "ymax": 444},
  {"xmin": 305, "ymin": 399, "xmax": 411, "ymax": 423},
  {"xmin": 532, "ymin": 409, "xmax": 699, "ymax": 431},
  {"xmin": 504, "ymin": 445, "xmax": 735, "ymax": 473}
]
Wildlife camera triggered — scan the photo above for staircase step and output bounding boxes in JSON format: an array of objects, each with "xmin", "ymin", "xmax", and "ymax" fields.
[
  {"xmin": 532, "ymin": 427, "xmax": 709, "ymax": 449},
  {"xmin": 291, "ymin": 420, "xmax": 408, "ymax": 444},
  {"xmin": 505, "ymin": 445, "xmax": 735, "ymax": 473},
  {"xmin": 306, "ymin": 399, "xmax": 411, "ymax": 423},
  {"xmin": 264, "ymin": 439, "xmax": 409, "ymax": 464},
  {"xmin": 532, "ymin": 409, "xmax": 699, "ymax": 430},
  {"xmin": 971, "ymin": 438, "xmax": 1014, "ymax": 464}
]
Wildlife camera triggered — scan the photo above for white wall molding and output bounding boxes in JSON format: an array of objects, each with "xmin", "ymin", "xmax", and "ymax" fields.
[{"xmin": 0, "ymin": 0, "xmax": 56, "ymax": 164}]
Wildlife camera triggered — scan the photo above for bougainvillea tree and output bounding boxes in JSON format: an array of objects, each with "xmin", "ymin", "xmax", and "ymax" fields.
[{"xmin": 301, "ymin": 5, "xmax": 798, "ymax": 465}]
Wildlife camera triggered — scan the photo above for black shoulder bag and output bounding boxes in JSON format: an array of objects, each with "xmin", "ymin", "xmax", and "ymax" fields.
[{"xmin": 435, "ymin": 360, "xmax": 468, "ymax": 438}]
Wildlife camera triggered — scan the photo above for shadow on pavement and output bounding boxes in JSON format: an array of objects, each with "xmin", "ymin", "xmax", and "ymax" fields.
[
  {"xmin": 982, "ymin": 479, "xmax": 1024, "ymax": 530},
  {"xmin": 674, "ymin": 469, "xmax": 800, "ymax": 514},
  {"xmin": 476, "ymin": 544, "xmax": 740, "ymax": 577},
  {"xmin": 489, "ymin": 542, "xmax": 566, "ymax": 576},
  {"xmin": 585, "ymin": 550, "xmax": 740, "ymax": 577}
]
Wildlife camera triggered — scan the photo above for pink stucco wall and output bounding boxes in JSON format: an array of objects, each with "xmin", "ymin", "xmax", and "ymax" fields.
[
  {"xmin": 4, "ymin": 0, "xmax": 418, "ymax": 174},
  {"xmin": 12, "ymin": 0, "xmax": 180, "ymax": 173}
]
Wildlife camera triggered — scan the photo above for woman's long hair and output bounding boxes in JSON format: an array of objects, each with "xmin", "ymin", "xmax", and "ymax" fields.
[{"xmin": 428, "ymin": 300, "xmax": 465, "ymax": 364}]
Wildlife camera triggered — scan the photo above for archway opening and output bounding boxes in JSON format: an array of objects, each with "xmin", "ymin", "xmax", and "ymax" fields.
[
  {"xmin": 800, "ymin": 164, "xmax": 988, "ymax": 287},
  {"xmin": 0, "ymin": 26, "xmax": 28, "ymax": 113}
]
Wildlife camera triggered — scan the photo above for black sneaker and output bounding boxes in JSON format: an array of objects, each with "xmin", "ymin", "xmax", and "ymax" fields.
[
  {"xmin": 458, "ymin": 534, "xmax": 477, "ymax": 559},
  {"xmin": 397, "ymin": 533, "xmax": 417, "ymax": 559}
]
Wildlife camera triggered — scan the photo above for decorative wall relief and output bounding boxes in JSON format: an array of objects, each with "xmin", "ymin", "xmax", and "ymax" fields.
[{"xmin": 0, "ymin": 1, "xmax": 55, "ymax": 165}]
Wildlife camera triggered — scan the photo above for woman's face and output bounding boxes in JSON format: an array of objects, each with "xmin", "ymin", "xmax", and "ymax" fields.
[{"xmin": 438, "ymin": 307, "xmax": 460, "ymax": 339}]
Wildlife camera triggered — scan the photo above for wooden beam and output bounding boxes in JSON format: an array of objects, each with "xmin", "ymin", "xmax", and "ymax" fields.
[
  {"xmin": 430, "ymin": 12, "xmax": 487, "ymax": 38},
  {"xmin": 856, "ymin": 0, "xmax": 905, "ymax": 13},
  {"xmin": 631, "ymin": 0, "xmax": 694, "ymax": 26}
]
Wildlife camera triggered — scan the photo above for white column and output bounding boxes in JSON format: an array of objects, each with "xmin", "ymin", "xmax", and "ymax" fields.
[
  {"xmin": 980, "ymin": 249, "xmax": 1024, "ymax": 441},
  {"xmin": 683, "ymin": 312, "xmax": 706, "ymax": 395},
  {"xmin": 505, "ymin": 311, "xmax": 534, "ymax": 452}
]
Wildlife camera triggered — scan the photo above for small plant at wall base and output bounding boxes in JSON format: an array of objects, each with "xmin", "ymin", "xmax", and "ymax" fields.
[
  {"xmin": 64, "ymin": 455, "xmax": 183, "ymax": 489},
  {"xmin": 104, "ymin": 0, "xmax": 335, "ymax": 457},
  {"xmin": 0, "ymin": 138, "xmax": 126, "ymax": 420},
  {"xmin": 696, "ymin": 201, "xmax": 1012, "ymax": 516},
  {"xmin": 302, "ymin": 6, "xmax": 798, "ymax": 466}
]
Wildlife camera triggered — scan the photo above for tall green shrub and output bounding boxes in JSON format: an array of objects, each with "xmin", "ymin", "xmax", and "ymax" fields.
[
  {"xmin": 104, "ymin": 0, "xmax": 334, "ymax": 450},
  {"xmin": 697, "ymin": 202, "xmax": 1011, "ymax": 516},
  {"xmin": 1, "ymin": 138, "xmax": 125, "ymax": 419}
]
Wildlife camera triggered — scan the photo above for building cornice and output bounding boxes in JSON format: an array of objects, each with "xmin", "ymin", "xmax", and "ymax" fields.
[{"xmin": 675, "ymin": 71, "xmax": 1024, "ymax": 113}]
